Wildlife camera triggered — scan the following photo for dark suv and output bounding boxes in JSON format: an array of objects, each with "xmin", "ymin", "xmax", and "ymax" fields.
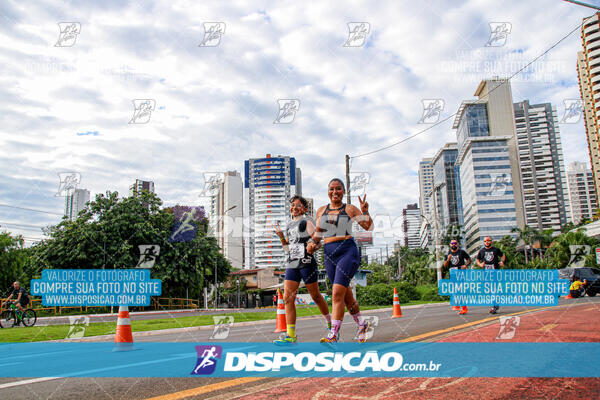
[{"xmin": 558, "ymin": 267, "xmax": 600, "ymax": 297}]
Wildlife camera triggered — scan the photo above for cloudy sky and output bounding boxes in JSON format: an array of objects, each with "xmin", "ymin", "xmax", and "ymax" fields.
[{"xmin": 0, "ymin": 0, "xmax": 597, "ymax": 257}]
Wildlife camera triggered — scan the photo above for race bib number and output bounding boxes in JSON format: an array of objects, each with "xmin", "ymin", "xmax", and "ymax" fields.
[
  {"xmin": 484, "ymin": 264, "xmax": 495, "ymax": 270},
  {"xmin": 289, "ymin": 243, "xmax": 305, "ymax": 260}
]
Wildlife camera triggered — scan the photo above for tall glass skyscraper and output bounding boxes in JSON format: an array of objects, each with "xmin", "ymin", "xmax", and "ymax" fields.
[
  {"xmin": 243, "ymin": 154, "xmax": 301, "ymax": 269},
  {"xmin": 431, "ymin": 143, "xmax": 463, "ymax": 234},
  {"xmin": 453, "ymin": 78, "xmax": 524, "ymax": 255},
  {"xmin": 455, "ymin": 106, "xmax": 518, "ymax": 253}
]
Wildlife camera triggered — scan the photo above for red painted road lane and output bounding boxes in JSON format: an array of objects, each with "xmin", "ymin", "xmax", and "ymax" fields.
[
  {"xmin": 228, "ymin": 304, "xmax": 600, "ymax": 400},
  {"xmin": 233, "ymin": 377, "xmax": 600, "ymax": 400},
  {"xmin": 438, "ymin": 303, "xmax": 600, "ymax": 342}
]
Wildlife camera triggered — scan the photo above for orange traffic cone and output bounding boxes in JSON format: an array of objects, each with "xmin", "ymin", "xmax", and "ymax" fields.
[
  {"xmin": 114, "ymin": 305, "xmax": 134, "ymax": 351},
  {"xmin": 274, "ymin": 289, "xmax": 287, "ymax": 333},
  {"xmin": 392, "ymin": 288, "xmax": 403, "ymax": 318}
]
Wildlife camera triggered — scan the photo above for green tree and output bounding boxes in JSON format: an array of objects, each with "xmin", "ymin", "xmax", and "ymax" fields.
[
  {"xmin": 546, "ymin": 229, "xmax": 599, "ymax": 269},
  {"xmin": 28, "ymin": 191, "xmax": 230, "ymax": 300},
  {"xmin": 511, "ymin": 226, "xmax": 535, "ymax": 264},
  {"xmin": 532, "ymin": 228, "xmax": 554, "ymax": 260},
  {"xmin": 0, "ymin": 232, "xmax": 29, "ymax": 295},
  {"xmin": 495, "ymin": 235, "xmax": 525, "ymax": 269}
]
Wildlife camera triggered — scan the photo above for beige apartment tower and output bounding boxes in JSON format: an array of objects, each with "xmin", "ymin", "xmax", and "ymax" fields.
[{"xmin": 577, "ymin": 12, "xmax": 600, "ymax": 205}]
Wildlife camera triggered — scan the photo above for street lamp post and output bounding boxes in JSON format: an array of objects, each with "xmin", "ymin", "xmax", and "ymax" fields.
[
  {"xmin": 236, "ymin": 279, "xmax": 240, "ymax": 308},
  {"xmin": 421, "ymin": 211, "xmax": 441, "ymax": 282},
  {"xmin": 213, "ymin": 205, "xmax": 237, "ymax": 310}
]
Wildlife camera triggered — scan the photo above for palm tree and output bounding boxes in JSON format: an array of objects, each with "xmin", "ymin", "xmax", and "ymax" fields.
[
  {"xmin": 547, "ymin": 229, "xmax": 599, "ymax": 268},
  {"xmin": 512, "ymin": 226, "xmax": 534, "ymax": 264},
  {"xmin": 533, "ymin": 228, "xmax": 554, "ymax": 260}
]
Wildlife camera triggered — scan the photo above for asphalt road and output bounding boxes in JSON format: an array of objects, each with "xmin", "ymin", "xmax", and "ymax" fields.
[{"xmin": 1, "ymin": 297, "xmax": 598, "ymax": 400}]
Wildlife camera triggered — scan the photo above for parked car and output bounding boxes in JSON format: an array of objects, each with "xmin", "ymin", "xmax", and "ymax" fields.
[{"xmin": 558, "ymin": 267, "xmax": 600, "ymax": 297}]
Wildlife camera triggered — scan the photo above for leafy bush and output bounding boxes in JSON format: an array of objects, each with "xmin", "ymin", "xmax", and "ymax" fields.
[
  {"xmin": 357, "ymin": 284, "xmax": 408, "ymax": 305},
  {"xmin": 395, "ymin": 282, "xmax": 421, "ymax": 301},
  {"xmin": 421, "ymin": 287, "xmax": 449, "ymax": 302}
]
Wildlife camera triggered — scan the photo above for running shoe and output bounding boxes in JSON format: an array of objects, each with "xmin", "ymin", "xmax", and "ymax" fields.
[
  {"xmin": 320, "ymin": 331, "xmax": 339, "ymax": 344},
  {"xmin": 356, "ymin": 321, "xmax": 372, "ymax": 343},
  {"xmin": 273, "ymin": 334, "xmax": 297, "ymax": 345},
  {"xmin": 489, "ymin": 307, "xmax": 497, "ymax": 314},
  {"xmin": 458, "ymin": 307, "xmax": 468, "ymax": 315}
]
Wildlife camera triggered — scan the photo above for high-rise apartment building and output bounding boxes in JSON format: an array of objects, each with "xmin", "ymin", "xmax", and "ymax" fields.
[
  {"xmin": 402, "ymin": 203, "xmax": 421, "ymax": 249},
  {"xmin": 65, "ymin": 188, "xmax": 90, "ymax": 220},
  {"xmin": 129, "ymin": 179, "xmax": 155, "ymax": 197},
  {"xmin": 243, "ymin": 154, "xmax": 301, "ymax": 269},
  {"xmin": 567, "ymin": 162, "xmax": 598, "ymax": 224},
  {"xmin": 577, "ymin": 13, "xmax": 600, "ymax": 204},
  {"xmin": 418, "ymin": 158, "xmax": 434, "ymax": 248},
  {"xmin": 513, "ymin": 100, "xmax": 570, "ymax": 231},
  {"xmin": 209, "ymin": 171, "xmax": 244, "ymax": 269}
]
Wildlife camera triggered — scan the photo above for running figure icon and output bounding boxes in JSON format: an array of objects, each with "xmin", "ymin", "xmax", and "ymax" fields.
[{"xmin": 191, "ymin": 346, "xmax": 222, "ymax": 375}]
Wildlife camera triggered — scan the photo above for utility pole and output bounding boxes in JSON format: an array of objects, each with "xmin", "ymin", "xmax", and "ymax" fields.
[
  {"xmin": 386, "ymin": 244, "xmax": 389, "ymax": 262},
  {"xmin": 397, "ymin": 241, "xmax": 402, "ymax": 278},
  {"xmin": 214, "ymin": 258, "xmax": 218, "ymax": 309},
  {"xmin": 345, "ymin": 154, "xmax": 351, "ymax": 204},
  {"xmin": 432, "ymin": 190, "xmax": 442, "ymax": 282},
  {"xmin": 562, "ymin": 0, "xmax": 600, "ymax": 10}
]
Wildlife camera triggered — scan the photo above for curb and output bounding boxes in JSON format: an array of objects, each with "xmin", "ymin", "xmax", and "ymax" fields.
[{"xmin": 50, "ymin": 302, "xmax": 450, "ymax": 342}]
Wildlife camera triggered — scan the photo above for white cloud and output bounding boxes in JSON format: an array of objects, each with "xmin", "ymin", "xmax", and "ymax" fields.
[{"xmin": 0, "ymin": 0, "xmax": 593, "ymax": 250}]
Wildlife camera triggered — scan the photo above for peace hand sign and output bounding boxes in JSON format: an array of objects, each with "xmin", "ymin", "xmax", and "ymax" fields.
[
  {"xmin": 358, "ymin": 194, "xmax": 369, "ymax": 214},
  {"xmin": 272, "ymin": 222, "xmax": 284, "ymax": 238}
]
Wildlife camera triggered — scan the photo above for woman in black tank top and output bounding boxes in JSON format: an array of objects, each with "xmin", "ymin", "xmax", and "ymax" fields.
[{"xmin": 311, "ymin": 178, "xmax": 374, "ymax": 343}]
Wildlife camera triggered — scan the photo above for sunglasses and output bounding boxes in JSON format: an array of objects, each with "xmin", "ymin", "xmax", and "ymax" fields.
[{"xmin": 450, "ymin": 242, "xmax": 458, "ymax": 245}]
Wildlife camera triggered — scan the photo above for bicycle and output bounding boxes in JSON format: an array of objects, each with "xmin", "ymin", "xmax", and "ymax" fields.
[{"xmin": 0, "ymin": 301, "xmax": 37, "ymax": 328}]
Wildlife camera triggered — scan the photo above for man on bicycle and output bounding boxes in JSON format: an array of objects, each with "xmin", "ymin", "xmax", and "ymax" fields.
[{"xmin": 6, "ymin": 281, "xmax": 29, "ymax": 312}]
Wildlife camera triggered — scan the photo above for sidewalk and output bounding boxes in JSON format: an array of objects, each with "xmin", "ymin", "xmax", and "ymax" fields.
[{"xmin": 225, "ymin": 302, "xmax": 600, "ymax": 400}]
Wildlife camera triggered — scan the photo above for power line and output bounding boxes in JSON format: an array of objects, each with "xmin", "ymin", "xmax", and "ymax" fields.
[
  {"xmin": 0, "ymin": 222, "xmax": 46, "ymax": 230},
  {"xmin": 351, "ymin": 16, "xmax": 591, "ymax": 159},
  {"xmin": 0, "ymin": 204, "xmax": 63, "ymax": 216}
]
